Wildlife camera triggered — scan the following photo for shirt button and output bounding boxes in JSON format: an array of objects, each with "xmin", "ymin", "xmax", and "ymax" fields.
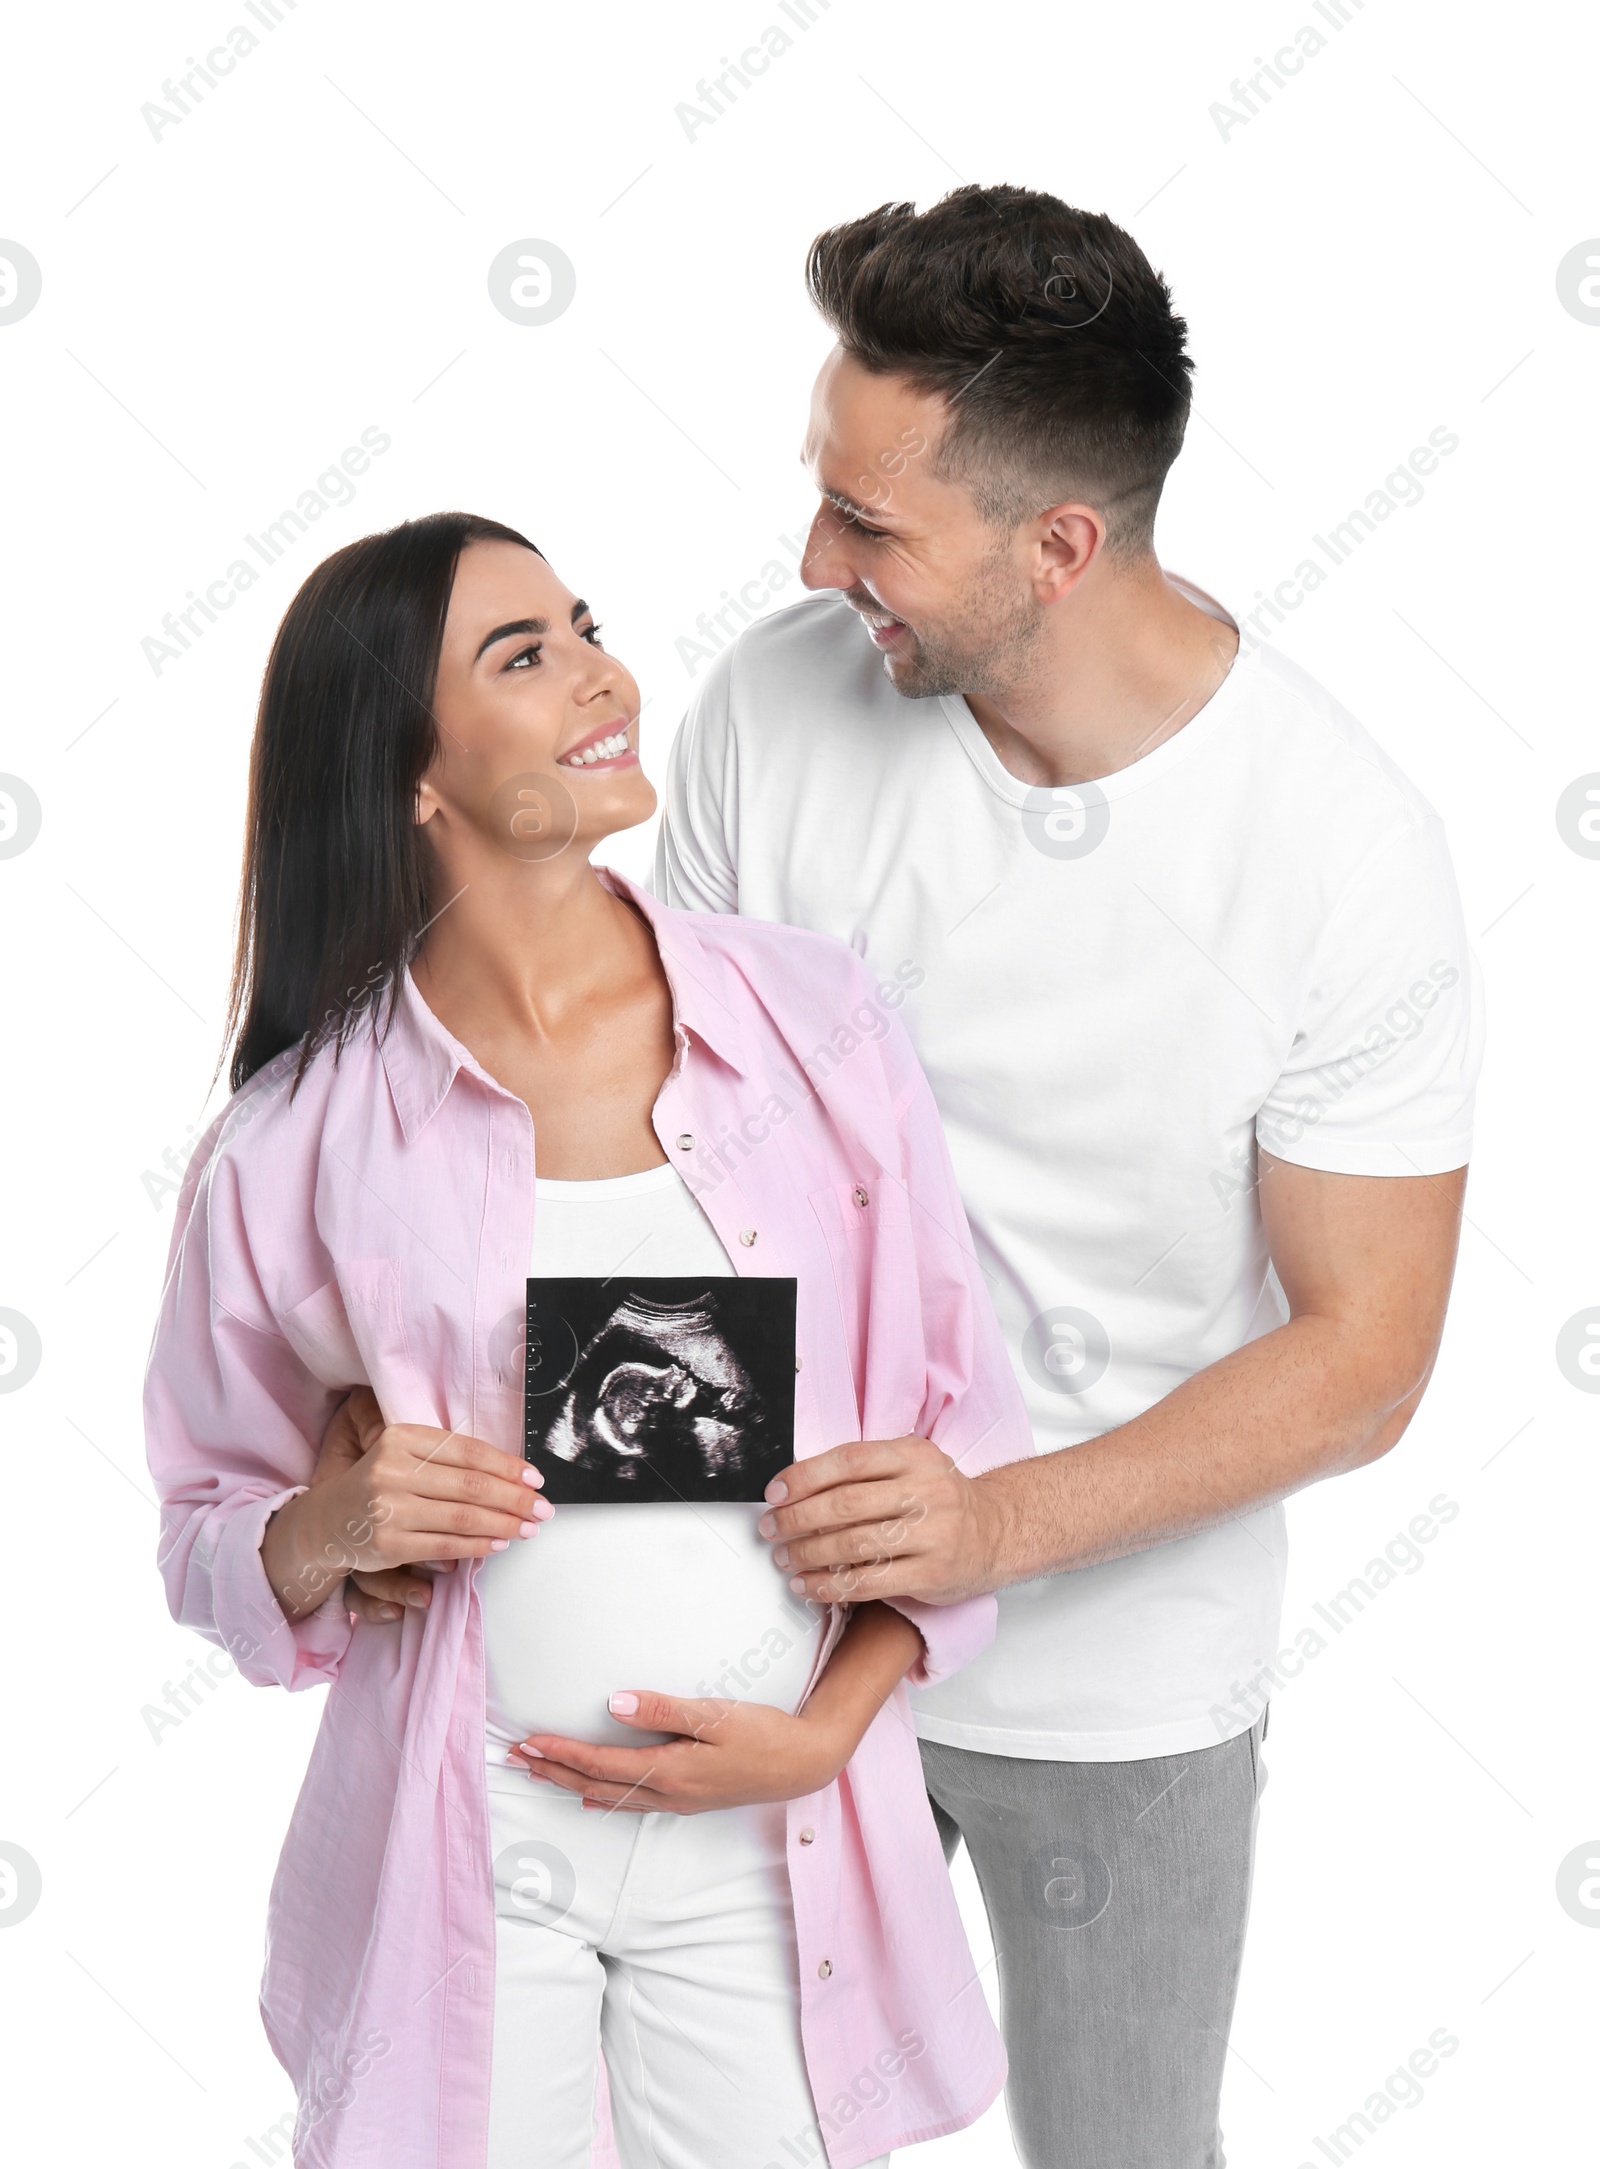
[
  {"xmin": 676, "ymin": 1133, "xmax": 695, "ymax": 1151},
  {"xmin": 795, "ymin": 1355, "xmax": 803, "ymax": 1372},
  {"xmin": 798, "ymin": 1827, "xmax": 815, "ymax": 1845},
  {"xmin": 739, "ymin": 1229, "xmax": 758, "ymax": 1247},
  {"xmin": 817, "ymin": 1958, "xmax": 833, "ymax": 1978},
  {"xmin": 853, "ymin": 1185, "xmax": 869, "ymax": 1208}
]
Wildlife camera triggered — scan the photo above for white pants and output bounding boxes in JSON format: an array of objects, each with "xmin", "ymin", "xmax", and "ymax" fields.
[{"xmin": 485, "ymin": 1761, "xmax": 887, "ymax": 2169}]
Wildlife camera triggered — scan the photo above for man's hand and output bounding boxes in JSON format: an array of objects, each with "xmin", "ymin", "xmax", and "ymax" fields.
[
  {"xmin": 756, "ymin": 1436, "xmax": 1000, "ymax": 1605},
  {"xmin": 754, "ymin": 1160, "xmax": 1468, "ymax": 1600},
  {"xmin": 313, "ymin": 1390, "xmax": 440, "ymax": 1622},
  {"xmin": 765, "ymin": 1158, "xmax": 1468, "ymax": 1600}
]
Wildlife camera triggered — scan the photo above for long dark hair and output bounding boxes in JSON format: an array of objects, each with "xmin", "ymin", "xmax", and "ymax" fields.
[{"xmin": 226, "ymin": 511, "xmax": 539, "ymax": 1091}]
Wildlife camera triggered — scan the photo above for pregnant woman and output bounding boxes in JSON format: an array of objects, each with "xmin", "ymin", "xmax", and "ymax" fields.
[{"xmin": 144, "ymin": 513, "xmax": 1031, "ymax": 2169}]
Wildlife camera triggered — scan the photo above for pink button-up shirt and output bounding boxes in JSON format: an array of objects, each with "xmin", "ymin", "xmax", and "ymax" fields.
[{"xmin": 145, "ymin": 870, "xmax": 1032, "ymax": 2169}]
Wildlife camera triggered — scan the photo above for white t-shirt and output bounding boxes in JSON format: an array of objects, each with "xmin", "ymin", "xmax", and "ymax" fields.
[
  {"xmin": 478, "ymin": 1163, "xmax": 823, "ymax": 1759},
  {"xmin": 656, "ymin": 583, "xmax": 1482, "ymax": 1761}
]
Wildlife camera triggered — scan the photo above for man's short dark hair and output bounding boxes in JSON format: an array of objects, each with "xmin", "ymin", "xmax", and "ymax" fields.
[{"xmin": 806, "ymin": 184, "xmax": 1193, "ymax": 556}]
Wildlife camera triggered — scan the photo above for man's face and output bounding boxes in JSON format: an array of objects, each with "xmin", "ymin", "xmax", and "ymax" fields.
[{"xmin": 799, "ymin": 346, "xmax": 1043, "ymax": 700}]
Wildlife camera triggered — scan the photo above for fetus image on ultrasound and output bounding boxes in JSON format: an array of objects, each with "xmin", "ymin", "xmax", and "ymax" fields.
[{"xmin": 523, "ymin": 1278, "xmax": 797, "ymax": 1503}]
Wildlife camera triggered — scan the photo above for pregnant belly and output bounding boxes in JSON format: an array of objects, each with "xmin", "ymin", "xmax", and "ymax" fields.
[{"xmin": 477, "ymin": 1503, "xmax": 826, "ymax": 1751}]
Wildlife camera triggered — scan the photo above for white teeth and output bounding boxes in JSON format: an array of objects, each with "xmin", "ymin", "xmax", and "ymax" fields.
[{"xmin": 563, "ymin": 730, "xmax": 628, "ymax": 767}]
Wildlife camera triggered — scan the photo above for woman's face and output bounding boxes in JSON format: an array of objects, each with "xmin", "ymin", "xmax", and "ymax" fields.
[{"xmin": 418, "ymin": 539, "xmax": 652, "ymax": 864}]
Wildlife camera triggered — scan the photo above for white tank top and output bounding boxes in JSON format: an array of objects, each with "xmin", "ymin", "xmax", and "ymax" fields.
[{"xmin": 477, "ymin": 1162, "xmax": 824, "ymax": 1758}]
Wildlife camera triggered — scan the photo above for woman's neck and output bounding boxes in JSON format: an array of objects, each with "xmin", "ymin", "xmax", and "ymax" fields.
[
  {"xmin": 410, "ymin": 853, "xmax": 656, "ymax": 1052},
  {"xmin": 407, "ymin": 832, "xmax": 679, "ymax": 1176}
]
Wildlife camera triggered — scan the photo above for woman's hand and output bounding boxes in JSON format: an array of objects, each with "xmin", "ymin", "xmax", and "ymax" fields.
[
  {"xmin": 509, "ymin": 1692, "xmax": 855, "ymax": 1814},
  {"xmin": 507, "ymin": 1601, "xmax": 924, "ymax": 1813},
  {"xmin": 311, "ymin": 1390, "xmax": 441, "ymax": 1622},
  {"xmin": 262, "ymin": 1389, "xmax": 551, "ymax": 1623}
]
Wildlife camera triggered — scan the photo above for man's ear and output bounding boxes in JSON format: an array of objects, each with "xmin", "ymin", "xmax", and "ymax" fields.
[{"xmin": 1032, "ymin": 503, "xmax": 1105, "ymax": 604}]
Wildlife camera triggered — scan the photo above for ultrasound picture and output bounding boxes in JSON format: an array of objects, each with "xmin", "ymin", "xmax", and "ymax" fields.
[{"xmin": 522, "ymin": 1277, "xmax": 798, "ymax": 1503}]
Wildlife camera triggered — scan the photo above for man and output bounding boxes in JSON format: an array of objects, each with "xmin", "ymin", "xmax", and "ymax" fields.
[{"xmin": 651, "ymin": 186, "xmax": 1480, "ymax": 2166}]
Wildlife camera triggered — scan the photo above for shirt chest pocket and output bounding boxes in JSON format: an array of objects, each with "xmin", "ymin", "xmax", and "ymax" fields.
[
  {"xmin": 279, "ymin": 1259, "xmax": 420, "ymax": 1411},
  {"xmin": 808, "ymin": 1177, "xmax": 927, "ymax": 1442}
]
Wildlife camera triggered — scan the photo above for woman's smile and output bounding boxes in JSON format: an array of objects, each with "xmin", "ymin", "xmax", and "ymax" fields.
[{"xmin": 557, "ymin": 717, "xmax": 638, "ymax": 770}]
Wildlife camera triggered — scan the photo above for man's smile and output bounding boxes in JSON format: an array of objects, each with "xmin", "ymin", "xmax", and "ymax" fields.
[{"xmin": 847, "ymin": 596, "xmax": 912, "ymax": 649}]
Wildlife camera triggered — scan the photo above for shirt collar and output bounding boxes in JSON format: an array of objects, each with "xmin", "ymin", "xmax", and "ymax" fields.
[
  {"xmin": 377, "ymin": 971, "xmax": 471, "ymax": 1144},
  {"xmin": 594, "ymin": 865, "xmax": 750, "ymax": 1079},
  {"xmin": 378, "ymin": 865, "xmax": 748, "ymax": 1142}
]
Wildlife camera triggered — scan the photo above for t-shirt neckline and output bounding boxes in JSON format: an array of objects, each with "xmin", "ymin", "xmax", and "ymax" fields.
[
  {"xmin": 936, "ymin": 574, "xmax": 1255, "ymax": 809},
  {"xmin": 536, "ymin": 1162, "xmax": 682, "ymax": 1199}
]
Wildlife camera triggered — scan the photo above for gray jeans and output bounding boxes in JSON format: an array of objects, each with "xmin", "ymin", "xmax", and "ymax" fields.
[{"xmin": 921, "ymin": 1713, "xmax": 1267, "ymax": 2169}]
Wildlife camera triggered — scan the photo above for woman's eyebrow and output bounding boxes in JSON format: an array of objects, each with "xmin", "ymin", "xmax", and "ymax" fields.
[
  {"xmin": 473, "ymin": 599, "xmax": 593, "ymax": 664},
  {"xmin": 474, "ymin": 616, "xmax": 548, "ymax": 662}
]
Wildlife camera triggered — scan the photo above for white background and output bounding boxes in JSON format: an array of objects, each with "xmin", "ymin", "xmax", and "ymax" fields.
[{"xmin": 1, "ymin": 1, "xmax": 1595, "ymax": 2163}]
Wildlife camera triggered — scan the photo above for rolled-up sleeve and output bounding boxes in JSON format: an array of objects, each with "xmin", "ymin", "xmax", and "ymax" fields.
[
  {"xmin": 145, "ymin": 1142, "xmax": 352, "ymax": 1691},
  {"xmin": 890, "ymin": 1592, "xmax": 999, "ymax": 1689}
]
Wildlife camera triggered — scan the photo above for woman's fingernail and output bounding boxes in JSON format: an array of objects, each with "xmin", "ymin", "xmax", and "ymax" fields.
[
  {"xmin": 522, "ymin": 1467, "xmax": 544, "ymax": 1487},
  {"xmin": 758, "ymin": 1513, "xmax": 776, "ymax": 1537},
  {"xmin": 609, "ymin": 1692, "xmax": 639, "ymax": 1716},
  {"xmin": 789, "ymin": 1576, "xmax": 807, "ymax": 1594},
  {"xmin": 518, "ymin": 1520, "xmax": 537, "ymax": 1538},
  {"xmin": 765, "ymin": 1479, "xmax": 788, "ymax": 1503},
  {"xmin": 517, "ymin": 1744, "xmax": 545, "ymax": 1759},
  {"xmin": 405, "ymin": 1590, "xmax": 429, "ymax": 1607},
  {"xmin": 378, "ymin": 1605, "xmax": 400, "ymax": 1621},
  {"xmin": 773, "ymin": 1545, "xmax": 790, "ymax": 1568},
  {"xmin": 490, "ymin": 1538, "xmax": 510, "ymax": 1551},
  {"xmin": 532, "ymin": 1499, "xmax": 554, "ymax": 1521}
]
